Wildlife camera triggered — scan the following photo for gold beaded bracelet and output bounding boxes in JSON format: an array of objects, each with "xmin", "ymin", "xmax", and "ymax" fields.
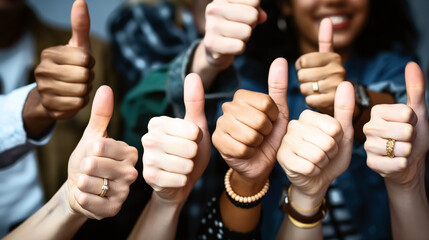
[{"xmin": 224, "ymin": 168, "xmax": 270, "ymax": 209}]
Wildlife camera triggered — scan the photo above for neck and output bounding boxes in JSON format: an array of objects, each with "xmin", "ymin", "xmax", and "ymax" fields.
[{"xmin": 0, "ymin": 7, "xmax": 27, "ymax": 49}]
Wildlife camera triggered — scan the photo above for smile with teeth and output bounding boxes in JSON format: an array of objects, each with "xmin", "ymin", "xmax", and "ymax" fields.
[{"xmin": 329, "ymin": 16, "xmax": 348, "ymax": 25}]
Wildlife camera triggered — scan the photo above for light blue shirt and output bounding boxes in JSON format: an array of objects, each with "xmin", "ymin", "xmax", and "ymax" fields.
[{"xmin": 0, "ymin": 31, "xmax": 51, "ymax": 237}]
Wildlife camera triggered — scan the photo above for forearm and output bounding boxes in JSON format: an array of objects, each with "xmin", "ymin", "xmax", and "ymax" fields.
[
  {"xmin": 127, "ymin": 192, "xmax": 183, "ymax": 240},
  {"xmin": 220, "ymin": 170, "xmax": 266, "ymax": 233},
  {"xmin": 189, "ymin": 42, "xmax": 233, "ymax": 92},
  {"xmin": 386, "ymin": 175, "xmax": 429, "ymax": 240},
  {"xmin": 22, "ymin": 88, "xmax": 55, "ymax": 140},
  {"xmin": 276, "ymin": 185, "xmax": 325, "ymax": 240},
  {"xmin": 4, "ymin": 182, "xmax": 87, "ymax": 240}
]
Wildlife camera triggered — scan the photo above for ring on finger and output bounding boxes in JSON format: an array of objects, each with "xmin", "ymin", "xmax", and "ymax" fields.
[{"xmin": 99, "ymin": 178, "xmax": 109, "ymax": 197}]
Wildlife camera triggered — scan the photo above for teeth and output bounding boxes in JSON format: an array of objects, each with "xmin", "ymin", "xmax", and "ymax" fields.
[{"xmin": 329, "ymin": 16, "xmax": 347, "ymax": 24}]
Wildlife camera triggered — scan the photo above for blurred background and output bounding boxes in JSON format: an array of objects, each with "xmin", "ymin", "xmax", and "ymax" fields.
[{"xmin": 27, "ymin": 0, "xmax": 429, "ymax": 76}]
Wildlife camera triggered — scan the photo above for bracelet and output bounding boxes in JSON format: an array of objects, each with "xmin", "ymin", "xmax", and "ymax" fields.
[
  {"xmin": 280, "ymin": 185, "xmax": 327, "ymax": 227},
  {"xmin": 224, "ymin": 168, "xmax": 269, "ymax": 209}
]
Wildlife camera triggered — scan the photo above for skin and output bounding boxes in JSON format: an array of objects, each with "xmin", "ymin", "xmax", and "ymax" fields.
[
  {"xmin": 4, "ymin": 86, "xmax": 138, "ymax": 240},
  {"xmin": 363, "ymin": 62, "xmax": 429, "ymax": 240},
  {"xmin": 128, "ymin": 74, "xmax": 211, "ymax": 240},
  {"xmin": 212, "ymin": 58, "xmax": 289, "ymax": 233},
  {"xmin": 276, "ymin": 81, "xmax": 355, "ymax": 240}
]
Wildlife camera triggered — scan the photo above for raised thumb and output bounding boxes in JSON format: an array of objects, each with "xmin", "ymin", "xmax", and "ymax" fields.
[
  {"xmin": 84, "ymin": 85, "xmax": 113, "ymax": 138},
  {"xmin": 184, "ymin": 73, "xmax": 208, "ymax": 130},
  {"xmin": 268, "ymin": 58, "xmax": 289, "ymax": 117},
  {"xmin": 68, "ymin": 0, "xmax": 91, "ymax": 51},
  {"xmin": 319, "ymin": 18, "xmax": 333, "ymax": 53},
  {"xmin": 334, "ymin": 81, "xmax": 355, "ymax": 142},
  {"xmin": 405, "ymin": 62, "xmax": 427, "ymax": 116}
]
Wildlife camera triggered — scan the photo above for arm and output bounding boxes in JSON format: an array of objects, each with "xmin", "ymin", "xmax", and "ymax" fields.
[
  {"xmin": 211, "ymin": 58, "xmax": 288, "ymax": 234},
  {"xmin": 363, "ymin": 62, "xmax": 429, "ymax": 240},
  {"xmin": 188, "ymin": 0, "xmax": 266, "ymax": 91},
  {"xmin": 4, "ymin": 85, "xmax": 138, "ymax": 239},
  {"xmin": 276, "ymin": 82, "xmax": 355, "ymax": 240},
  {"xmin": 128, "ymin": 73, "xmax": 210, "ymax": 240}
]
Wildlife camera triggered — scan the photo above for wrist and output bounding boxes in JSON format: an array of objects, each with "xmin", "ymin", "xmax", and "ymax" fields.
[
  {"xmin": 289, "ymin": 184, "xmax": 327, "ymax": 216},
  {"xmin": 229, "ymin": 169, "xmax": 269, "ymax": 196},
  {"xmin": 22, "ymin": 88, "xmax": 55, "ymax": 139}
]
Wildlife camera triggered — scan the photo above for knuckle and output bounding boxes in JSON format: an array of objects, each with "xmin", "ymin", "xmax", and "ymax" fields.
[
  {"xmin": 142, "ymin": 168, "xmax": 157, "ymax": 185},
  {"xmin": 400, "ymin": 106, "xmax": 414, "ymax": 122},
  {"xmin": 401, "ymin": 124, "xmax": 414, "ymax": 140},
  {"xmin": 92, "ymin": 139, "xmax": 106, "ymax": 156},
  {"xmin": 76, "ymin": 174, "xmax": 89, "ymax": 190},
  {"xmin": 187, "ymin": 142, "xmax": 199, "ymax": 159},
  {"xmin": 82, "ymin": 156, "xmax": 97, "ymax": 174},
  {"xmin": 76, "ymin": 193, "xmax": 90, "ymax": 208}
]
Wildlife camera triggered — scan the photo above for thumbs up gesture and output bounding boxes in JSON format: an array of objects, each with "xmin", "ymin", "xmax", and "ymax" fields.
[
  {"xmin": 296, "ymin": 18, "xmax": 345, "ymax": 115},
  {"xmin": 277, "ymin": 81, "xmax": 355, "ymax": 205},
  {"xmin": 35, "ymin": 0, "xmax": 94, "ymax": 120},
  {"xmin": 202, "ymin": 0, "xmax": 267, "ymax": 71},
  {"xmin": 363, "ymin": 62, "xmax": 429, "ymax": 186},
  {"xmin": 67, "ymin": 86, "xmax": 138, "ymax": 219},
  {"xmin": 212, "ymin": 58, "xmax": 289, "ymax": 185},
  {"xmin": 141, "ymin": 73, "xmax": 211, "ymax": 204}
]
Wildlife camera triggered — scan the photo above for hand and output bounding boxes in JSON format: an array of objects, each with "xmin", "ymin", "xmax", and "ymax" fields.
[
  {"xmin": 141, "ymin": 74, "xmax": 211, "ymax": 205},
  {"xmin": 34, "ymin": 0, "xmax": 94, "ymax": 120},
  {"xmin": 296, "ymin": 18, "xmax": 345, "ymax": 115},
  {"xmin": 364, "ymin": 62, "xmax": 429, "ymax": 187},
  {"xmin": 67, "ymin": 86, "xmax": 138, "ymax": 220},
  {"xmin": 203, "ymin": 0, "xmax": 267, "ymax": 70},
  {"xmin": 277, "ymin": 81, "xmax": 355, "ymax": 203},
  {"xmin": 212, "ymin": 58, "xmax": 289, "ymax": 183}
]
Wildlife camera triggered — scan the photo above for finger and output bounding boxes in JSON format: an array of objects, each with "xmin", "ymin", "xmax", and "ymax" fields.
[
  {"xmin": 184, "ymin": 73, "xmax": 209, "ymax": 134},
  {"xmin": 257, "ymin": 8, "xmax": 267, "ymax": 24},
  {"xmin": 212, "ymin": 129, "xmax": 256, "ymax": 159},
  {"xmin": 305, "ymin": 92, "xmax": 336, "ymax": 109},
  {"xmin": 41, "ymin": 95, "xmax": 87, "ymax": 111},
  {"xmin": 366, "ymin": 153, "xmax": 408, "ymax": 176},
  {"xmin": 299, "ymin": 110, "xmax": 343, "ymax": 143},
  {"xmin": 204, "ymin": 34, "xmax": 246, "ymax": 55},
  {"xmin": 334, "ymin": 81, "xmax": 355, "ymax": 141},
  {"xmin": 74, "ymin": 189, "xmax": 122, "ymax": 219},
  {"xmin": 83, "ymin": 86, "xmax": 113, "ymax": 138},
  {"xmin": 86, "ymin": 138, "xmax": 138, "ymax": 164},
  {"xmin": 295, "ymin": 52, "xmax": 339, "ymax": 70},
  {"xmin": 68, "ymin": 0, "xmax": 91, "ymax": 51},
  {"xmin": 319, "ymin": 18, "xmax": 333, "ymax": 53},
  {"xmin": 80, "ymin": 156, "xmax": 136, "ymax": 181},
  {"xmin": 143, "ymin": 151, "xmax": 194, "ymax": 175},
  {"xmin": 216, "ymin": 113, "xmax": 264, "ymax": 147},
  {"xmin": 268, "ymin": 58, "xmax": 289, "ymax": 119},
  {"xmin": 143, "ymin": 168, "xmax": 188, "ymax": 189},
  {"xmin": 206, "ymin": 18, "xmax": 253, "ymax": 42},
  {"xmin": 221, "ymin": 101, "xmax": 274, "ymax": 136},
  {"xmin": 147, "ymin": 116, "xmax": 202, "ymax": 142},
  {"xmin": 142, "ymin": 132, "xmax": 199, "ymax": 160},
  {"xmin": 280, "ymin": 147, "xmax": 321, "ymax": 177},
  {"xmin": 37, "ymin": 80, "xmax": 91, "ymax": 97},
  {"xmin": 371, "ymin": 104, "xmax": 417, "ymax": 125},
  {"xmin": 38, "ymin": 65, "xmax": 94, "ymax": 84},
  {"xmin": 76, "ymin": 174, "xmax": 128, "ymax": 198},
  {"xmin": 405, "ymin": 62, "xmax": 428, "ymax": 119},
  {"xmin": 41, "ymin": 46, "xmax": 94, "ymax": 67},
  {"xmin": 364, "ymin": 138, "xmax": 413, "ymax": 158},
  {"xmin": 364, "ymin": 121, "xmax": 415, "ymax": 142},
  {"xmin": 234, "ymin": 89, "xmax": 278, "ymax": 121}
]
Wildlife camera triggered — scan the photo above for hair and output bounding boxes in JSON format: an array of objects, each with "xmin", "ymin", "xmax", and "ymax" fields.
[{"xmin": 246, "ymin": 0, "xmax": 418, "ymax": 65}]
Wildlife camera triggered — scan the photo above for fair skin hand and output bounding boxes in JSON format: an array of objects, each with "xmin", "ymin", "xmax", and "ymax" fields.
[
  {"xmin": 4, "ymin": 85, "xmax": 138, "ymax": 240},
  {"xmin": 363, "ymin": 62, "xmax": 429, "ymax": 240},
  {"xmin": 212, "ymin": 57, "xmax": 289, "ymax": 233},
  {"xmin": 276, "ymin": 81, "xmax": 355, "ymax": 240},
  {"xmin": 128, "ymin": 74, "xmax": 211, "ymax": 240},
  {"xmin": 32, "ymin": 0, "xmax": 94, "ymax": 121},
  {"xmin": 190, "ymin": 0, "xmax": 267, "ymax": 91}
]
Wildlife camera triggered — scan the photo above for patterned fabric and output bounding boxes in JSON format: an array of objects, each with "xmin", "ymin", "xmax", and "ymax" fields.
[
  {"xmin": 109, "ymin": 1, "xmax": 199, "ymax": 92},
  {"xmin": 197, "ymin": 196, "xmax": 261, "ymax": 240}
]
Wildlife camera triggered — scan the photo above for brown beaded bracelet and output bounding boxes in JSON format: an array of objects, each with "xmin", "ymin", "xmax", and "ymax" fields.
[{"xmin": 224, "ymin": 168, "xmax": 270, "ymax": 209}]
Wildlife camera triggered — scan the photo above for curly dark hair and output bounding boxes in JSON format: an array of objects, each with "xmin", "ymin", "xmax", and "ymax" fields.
[{"xmin": 246, "ymin": 0, "xmax": 418, "ymax": 65}]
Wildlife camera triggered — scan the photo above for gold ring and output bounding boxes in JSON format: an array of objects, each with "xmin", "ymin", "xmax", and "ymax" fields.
[
  {"xmin": 99, "ymin": 178, "xmax": 109, "ymax": 197},
  {"xmin": 312, "ymin": 81, "xmax": 319, "ymax": 94},
  {"xmin": 386, "ymin": 138, "xmax": 396, "ymax": 158}
]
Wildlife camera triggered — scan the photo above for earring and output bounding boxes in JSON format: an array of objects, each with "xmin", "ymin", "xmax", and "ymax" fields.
[{"xmin": 277, "ymin": 17, "xmax": 287, "ymax": 32}]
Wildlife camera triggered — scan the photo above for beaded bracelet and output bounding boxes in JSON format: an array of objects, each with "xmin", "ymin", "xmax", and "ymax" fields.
[{"xmin": 224, "ymin": 168, "xmax": 270, "ymax": 209}]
